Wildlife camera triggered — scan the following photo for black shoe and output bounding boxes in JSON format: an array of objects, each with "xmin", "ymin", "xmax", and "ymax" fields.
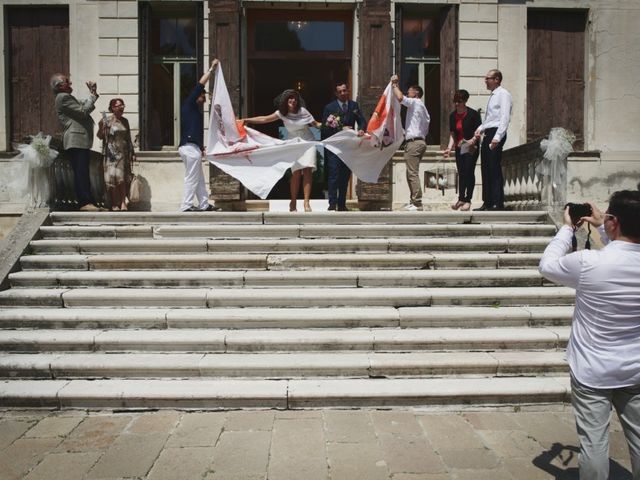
[
  {"xmin": 337, "ymin": 205, "xmax": 348, "ymax": 212},
  {"xmin": 202, "ymin": 204, "xmax": 222, "ymax": 212},
  {"xmin": 183, "ymin": 206, "xmax": 200, "ymax": 212},
  {"xmin": 488, "ymin": 205, "xmax": 504, "ymax": 211},
  {"xmin": 473, "ymin": 204, "xmax": 488, "ymax": 211},
  {"xmin": 327, "ymin": 204, "xmax": 337, "ymax": 211}
]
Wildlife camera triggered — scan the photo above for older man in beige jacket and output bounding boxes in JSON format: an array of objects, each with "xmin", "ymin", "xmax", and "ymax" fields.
[{"xmin": 51, "ymin": 73, "xmax": 100, "ymax": 211}]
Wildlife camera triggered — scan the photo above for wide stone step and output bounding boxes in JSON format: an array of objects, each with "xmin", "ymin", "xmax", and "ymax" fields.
[
  {"xmin": 39, "ymin": 225, "xmax": 155, "ymax": 239},
  {"xmin": 49, "ymin": 210, "xmax": 549, "ymax": 226},
  {"xmin": 0, "ymin": 326, "xmax": 570, "ymax": 352},
  {"xmin": 38, "ymin": 223, "xmax": 557, "ymax": 240},
  {"xmin": 0, "ymin": 306, "xmax": 574, "ymax": 329},
  {"xmin": 157, "ymin": 223, "xmax": 557, "ymax": 239},
  {"xmin": 9, "ymin": 268, "xmax": 545, "ymax": 288},
  {"xmin": 0, "ymin": 286, "xmax": 575, "ymax": 308},
  {"xmin": 0, "ymin": 376, "xmax": 570, "ymax": 408},
  {"xmin": 27, "ymin": 237, "xmax": 552, "ymax": 255},
  {"xmin": 0, "ymin": 351, "xmax": 568, "ymax": 379},
  {"xmin": 19, "ymin": 252, "xmax": 544, "ymax": 270}
]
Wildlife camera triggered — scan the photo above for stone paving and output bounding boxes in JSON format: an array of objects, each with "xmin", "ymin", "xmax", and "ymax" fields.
[{"xmin": 0, "ymin": 407, "xmax": 633, "ymax": 480}]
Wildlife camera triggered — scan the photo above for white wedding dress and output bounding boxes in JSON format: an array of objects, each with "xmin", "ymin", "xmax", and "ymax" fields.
[{"xmin": 276, "ymin": 108, "xmax": 317, "ymax": 172}]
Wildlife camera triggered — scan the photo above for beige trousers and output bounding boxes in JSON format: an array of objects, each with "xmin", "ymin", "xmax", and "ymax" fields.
[{"xmin": 404, "ymin": 139, "xmax": 427, "ymax": 207}]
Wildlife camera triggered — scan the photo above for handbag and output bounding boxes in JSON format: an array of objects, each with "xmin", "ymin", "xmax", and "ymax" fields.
[{"xmin": 128, "ymin": 174, "xmax": 142, "ymax": 204}]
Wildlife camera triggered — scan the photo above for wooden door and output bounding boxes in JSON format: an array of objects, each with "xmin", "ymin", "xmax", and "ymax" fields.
[
  {"xmin": 7, "ymin": 6, "xmax": 69, "ymax": 147},
  {"xmin": 527, "ymin": 10, "xmax": 586, "ymax": 148}
]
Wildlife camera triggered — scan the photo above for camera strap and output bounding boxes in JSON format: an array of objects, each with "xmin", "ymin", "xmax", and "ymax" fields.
[{"xmin": 571, "ymin": 224, "xmax": 592, "ymax": 252}]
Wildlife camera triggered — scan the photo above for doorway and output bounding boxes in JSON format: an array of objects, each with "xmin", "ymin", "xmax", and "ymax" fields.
[
  {"xmin": 246, "ymin": 9, "xmax": 353, "ymax": 199},
  {"xmin": 139, "ymin": 1, "xmax": 203, "ymax": 150}
]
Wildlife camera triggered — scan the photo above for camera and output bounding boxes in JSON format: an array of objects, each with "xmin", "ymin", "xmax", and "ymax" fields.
[{"xmin": 566, "ymin": 202, "xmax": 592, "ymax": 225}]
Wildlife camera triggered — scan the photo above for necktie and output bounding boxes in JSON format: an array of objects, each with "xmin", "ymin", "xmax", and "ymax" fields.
[{"xmin": 342, "ymin": 103, "xmax": 348, "ymax": 114}]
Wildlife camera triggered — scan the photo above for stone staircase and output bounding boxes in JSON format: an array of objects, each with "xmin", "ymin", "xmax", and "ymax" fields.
[{"xmin": 0, "ymin": 210, "xmax": 574, "ymax": 409}]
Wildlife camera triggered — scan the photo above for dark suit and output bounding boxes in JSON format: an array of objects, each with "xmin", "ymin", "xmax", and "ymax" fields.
[
  {"xmin": 481, "ymin": 128, "xmax": 506, "ymax": 209},
  {"xmin": 321, "ymin": 99, "xmax": 366, "ymax": 209}
]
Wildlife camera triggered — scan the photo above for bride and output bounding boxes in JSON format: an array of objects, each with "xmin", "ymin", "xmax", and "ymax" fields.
[{"xmin": 241, "ymin": 89, "xmax": 321, "ymax": 212}]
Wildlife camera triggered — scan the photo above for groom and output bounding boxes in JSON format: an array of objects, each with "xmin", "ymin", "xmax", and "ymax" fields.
[{"xmin": 321, "ymin": 82, "xmax": 366, "ymax": 211}]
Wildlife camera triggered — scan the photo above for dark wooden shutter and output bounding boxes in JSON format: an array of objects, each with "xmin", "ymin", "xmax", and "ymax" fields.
[
  {"xmin": 7, "ymin": 6, "xmax": 69, "ymax": 146},
  {"xmin": 356, "ymin": 0, "xmax": 393, "ymax": 209},
  {"xmin": 138, "ymin": 2, "xmax": 150, "ymax": 150},
  {"xmin": 208, "ymin": 0, "xmax": 244, "ymax": 202},
  {"xmin": 210, "ymin": 0, "xmax": 241, "ymax": 112},
  {"xmin": 439, "ymin": 5, "xmax": 458, "ymax": 149},
  {"xmin": 527, "ymin": 10, "xmax": 586, "ymax": 149},
  {"xmin": 358, "ymin": 0, "xmax": 392, "ymax": 116},
  {"xmin": 394, "ymin": 5, "xmax": 403, "ymax": 77}
]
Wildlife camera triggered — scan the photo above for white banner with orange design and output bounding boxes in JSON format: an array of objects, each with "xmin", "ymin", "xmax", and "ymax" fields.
[
  {"xmin": 206, "ymin": 64, "xmax": 403, "ymax": 198},
  {"xmin": 323, "ymin": 82, "xmax": 403, "ymax": 183}
]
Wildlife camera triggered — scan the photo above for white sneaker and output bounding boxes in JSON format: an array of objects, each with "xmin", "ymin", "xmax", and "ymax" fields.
[{"xmin": 402, "ymin": 203, "xmax": 420, "ymax": 211}]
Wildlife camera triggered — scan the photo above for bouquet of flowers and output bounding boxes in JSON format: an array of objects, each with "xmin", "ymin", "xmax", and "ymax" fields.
[
  {"xmin": 324, "ymin": 114, "xmax": 343, "ymax": 130},
  {"xmin": 10, "ymin": 132, "xmax": 58, "ymax": 207},
  {"xmin": 536, "ymin": 127, "xmax": 575, "ymax": 207},
  {"xmin": 18, "ymin": 132, "xmax": 58, "ymax": 168}
]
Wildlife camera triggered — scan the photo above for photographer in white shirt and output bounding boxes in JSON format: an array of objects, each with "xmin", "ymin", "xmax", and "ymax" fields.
[{"xmin": 539, "ymin": 190, "xmax": 640, "ymax": 480}]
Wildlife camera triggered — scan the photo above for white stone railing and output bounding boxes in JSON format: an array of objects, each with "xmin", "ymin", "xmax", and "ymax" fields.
[{"xmin": 502, "ymin": 138, "xmax": 552, "ymax": 210}]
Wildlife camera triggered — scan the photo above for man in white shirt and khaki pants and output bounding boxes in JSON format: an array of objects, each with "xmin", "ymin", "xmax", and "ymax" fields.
[
  {"xmin": 391, "ymin": 75, "xmax": 430, "ymax": 211},
  {"xmin": 539, "ymin": 190, "xmax": 640, "ymax": 480},
  {"xmin": 474, "ymin": 69, "xmax": 512, "ymax": 211}
]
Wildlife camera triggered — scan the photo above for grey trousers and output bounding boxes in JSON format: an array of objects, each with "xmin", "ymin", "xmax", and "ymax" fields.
[
  {"xmin": 571, "ymin": 375, "xmax": 640, "ymax": 480},
  {"xmin": 404, "ymin": 139, "xmax": 427, "ymax": 207}
]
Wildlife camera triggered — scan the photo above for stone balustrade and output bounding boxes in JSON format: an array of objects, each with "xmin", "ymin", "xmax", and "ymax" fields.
[{"xmin": 501, "ymin": 138, "xmax": 547, "ymax": 210}]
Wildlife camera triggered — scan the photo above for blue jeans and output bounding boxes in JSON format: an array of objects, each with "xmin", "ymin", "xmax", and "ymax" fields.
[
  {"xmin": 67, "ymin": 148, "xmax": 94, "ymax": 207},
  {"xmin": 325, "ymin": 149, "xmax": 350, "ymax": 208}
]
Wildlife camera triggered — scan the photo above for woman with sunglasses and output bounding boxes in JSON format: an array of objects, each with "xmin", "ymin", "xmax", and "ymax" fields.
[{"xmin": 97, "ymin": 98, "xmax": 135, "ymax": 211}]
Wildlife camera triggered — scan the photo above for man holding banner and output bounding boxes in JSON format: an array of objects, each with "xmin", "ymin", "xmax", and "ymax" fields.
[
  {"xmin": 179, "ymin": 59, "xmax": 220, "ymax": 212},
  {"xmin": 391, "ymin": 74, "xmax": 430, "ymax": 212}
]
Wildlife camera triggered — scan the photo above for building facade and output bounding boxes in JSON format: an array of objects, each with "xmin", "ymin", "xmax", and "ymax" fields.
[{"xmin": 1, "ymin": 0, "xmax": 639, "ymax": 207}]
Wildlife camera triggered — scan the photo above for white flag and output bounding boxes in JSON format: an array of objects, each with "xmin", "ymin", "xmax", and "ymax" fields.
[{"xmin": 206, "ymin": 64, "xmax": 316, "ymax": 199}]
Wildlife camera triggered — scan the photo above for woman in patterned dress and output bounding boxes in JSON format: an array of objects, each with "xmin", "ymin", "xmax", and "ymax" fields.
[{"xmin": 97, "ymin": 98, "xmax": 135, "ymax": 211}]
